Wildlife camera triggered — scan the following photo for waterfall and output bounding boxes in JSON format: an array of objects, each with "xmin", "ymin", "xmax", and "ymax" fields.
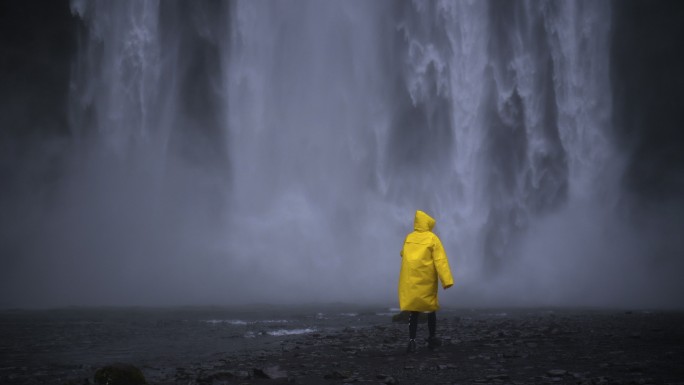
[{"xmin": 59, "ymin": 0, "xmax": 628, "ymax": 305}]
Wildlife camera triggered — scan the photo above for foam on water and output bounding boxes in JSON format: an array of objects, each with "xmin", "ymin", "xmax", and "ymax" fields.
[
  {"xmin": 266, "ymin": 328, "xmax": 317, "ymax": 337},
  {"xmin": 203, "ymin": 319, "xmax": 289, "ymax": 325}
]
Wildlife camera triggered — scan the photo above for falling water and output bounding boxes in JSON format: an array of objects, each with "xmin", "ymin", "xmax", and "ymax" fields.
[
  {"xmin": 217, "ymin": 0, "xmax": 620, "ymax": 303},
  {"xmin": 11, "ymin": 0, "xmax": 671, "ymax": 307}
]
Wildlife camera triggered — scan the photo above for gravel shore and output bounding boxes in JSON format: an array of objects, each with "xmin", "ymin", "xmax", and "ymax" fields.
[{"xmin": 3, "ymin": 309, "xmax": 683, "ymax": 384}]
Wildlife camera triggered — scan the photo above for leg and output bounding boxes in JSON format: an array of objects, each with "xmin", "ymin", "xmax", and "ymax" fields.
[
  {"xmin": 408, "ymin": 311, "xmax": 418, "ymax": 340},
  {"xmin": 428, "ymin": 311, "xmax": 436, "ymax": 337},
  {"xmin": 427, "ymin": 312, "xmax": 441, "ymax": 349},
  {"xmin": 406, "ymin": 311, "xmax": 418, "ymax": 353}
]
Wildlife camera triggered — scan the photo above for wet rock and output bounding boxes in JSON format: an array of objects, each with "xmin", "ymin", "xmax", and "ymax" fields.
[
  {"xmin": 546, "ymin": 369, "xmax": 567, "ymax": 377},
  {"xmin": 62, "ymin": 380, "xmax": 90, "ymax": 385},
  {"xmin": 254, "ymin": 365, "xmax": 288, "ymax": 379},
  {"xmin": 376, "ymin": 373, "xmax": 396, "ymax": 384},
  {"xmin": 234, "ymin": 370, "xmax": 250, "ymax": 379},
  {"xmin": 198, "ymin": 371, "xmax": 235, "ymax": 385},
  {"xmin": 94, "ymin": 363, "xmax": 147, "ymax": 385},
  {"xmin": 324, "ymin": 370, "xmax": 350, "ymax": 379},
  {"xmin": 486, "ymin": 374, "xmax": 510, "ymax": 380},
  {"xmin": 571, "ymin": 372, "xmax": 586, "ymax": 379},
  {"xmin": 503, "ymin": 351, "xmax": 520, "ymax": 358}
]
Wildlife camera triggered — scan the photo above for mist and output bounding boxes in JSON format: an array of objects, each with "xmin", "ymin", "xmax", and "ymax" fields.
[{"xmin": 1, "ymin": 0, "xmax": 683, "ymax": 309}]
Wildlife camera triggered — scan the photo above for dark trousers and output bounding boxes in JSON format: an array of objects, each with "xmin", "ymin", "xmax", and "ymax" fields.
[{"xmin": 408, "ymin": 311, "xmax": 436, "ymax": 339}]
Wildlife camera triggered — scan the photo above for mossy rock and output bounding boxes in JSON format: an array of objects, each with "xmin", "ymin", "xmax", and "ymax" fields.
[
  {"xmin": 391, "ymin": 311, "xmax": 428, "ymax": 323},
  {"xmin": 94, "ymin": 363, "xmax": 147, "ymax": 385}
]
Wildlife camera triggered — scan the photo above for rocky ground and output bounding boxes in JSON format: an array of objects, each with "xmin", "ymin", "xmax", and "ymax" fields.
[{"xmin": 3, "ymin": 309, "xmax": 684, "ymax": 385}]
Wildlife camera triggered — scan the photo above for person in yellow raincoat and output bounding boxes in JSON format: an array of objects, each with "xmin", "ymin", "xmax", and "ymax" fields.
[{"xmin": 399, "ymin": 210, "xmax": 453, "ymax": 353}]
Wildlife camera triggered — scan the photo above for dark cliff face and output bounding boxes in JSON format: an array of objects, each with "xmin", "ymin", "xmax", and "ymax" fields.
[
  {"xmin": 0, "ymin": 0, "xmax": 80, "ymax": 211},
  {"xmin": 0, "ymin": 0, "xmax": 79, "ymax": 138},
  {"xmin": 611, "ymin": 0, "xmax": 684, "ymax": 203}
]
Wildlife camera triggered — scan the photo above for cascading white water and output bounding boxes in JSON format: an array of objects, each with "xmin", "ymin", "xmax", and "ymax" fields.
[
  {"xmin": 61, "ymin": 0, "xmax": 633, "ymax": 306},
  {"xmin": 70, "ymin": 0, "xmax": 163, "ymax": 151}
]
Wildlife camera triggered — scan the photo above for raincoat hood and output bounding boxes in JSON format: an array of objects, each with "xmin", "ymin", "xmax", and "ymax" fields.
[{"xmin": 413, "ymin": 210, "xmax": 436, "ymax": 232}]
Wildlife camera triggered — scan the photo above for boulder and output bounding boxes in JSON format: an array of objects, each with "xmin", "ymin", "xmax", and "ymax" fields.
[{"xmin": 253, "ymin": 365, "xmax": 288, "ymax": 379}]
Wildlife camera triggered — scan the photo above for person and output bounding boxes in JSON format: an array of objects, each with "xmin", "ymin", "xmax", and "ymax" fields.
[{"xmin": 398, "ymin": 210, "xmax": 454, "ymax": 353}]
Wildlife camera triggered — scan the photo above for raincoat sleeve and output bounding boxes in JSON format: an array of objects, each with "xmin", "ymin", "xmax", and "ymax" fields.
[
  {"xmin": 433, "ymin": 235, "xmax": 454, "ymax": 289},
  {"xmin": 400, "ymin": 235, "xmax": 408, "ymax": 258}
]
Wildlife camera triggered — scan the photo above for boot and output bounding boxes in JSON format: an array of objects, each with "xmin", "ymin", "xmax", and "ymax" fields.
[
  {"xmin": 427, "ymin": 336, "xmax": 442, "ymax": 350},
  {"xmin": 406, "ymin": 339, "xmax": 416, "ymax": 353}
]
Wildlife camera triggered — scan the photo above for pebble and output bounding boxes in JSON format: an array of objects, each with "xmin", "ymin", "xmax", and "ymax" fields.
[{"xmin": 546, "ymin": 369, "xmax": 567, "ymax": 377}]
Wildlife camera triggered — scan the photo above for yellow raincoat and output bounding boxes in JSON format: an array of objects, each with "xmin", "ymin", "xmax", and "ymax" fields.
[{"xmin": 398, "ymin": 210, "xmax": 454, "ymax": 312}]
